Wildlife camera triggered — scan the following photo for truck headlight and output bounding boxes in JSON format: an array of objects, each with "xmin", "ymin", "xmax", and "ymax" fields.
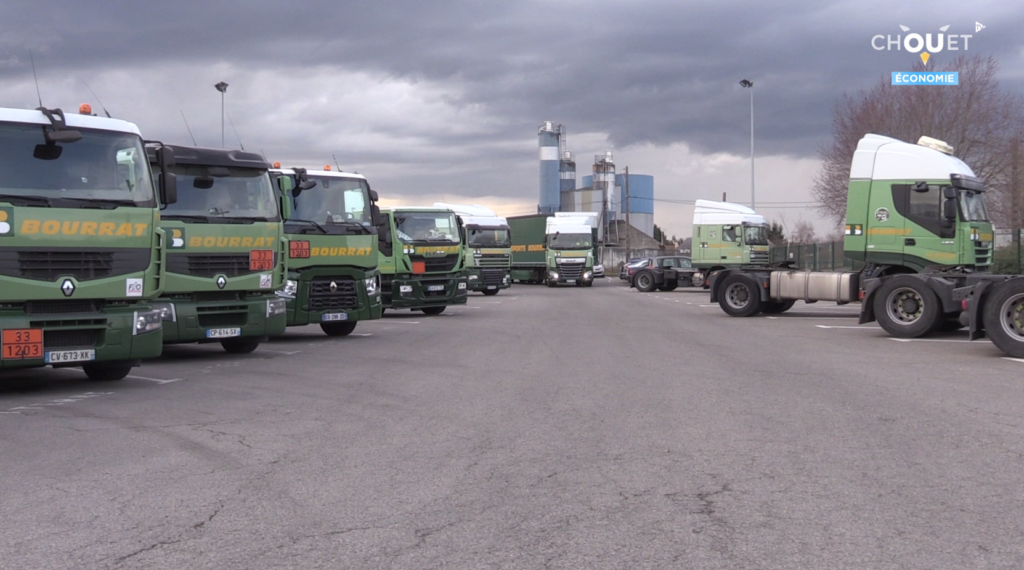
[
  {"xmin": 468, "ymin": 275, "xmax": 478, "ymax": 281},
  {"xmin": 365, "ymin": 276, "xmax": 379, "ymax": 296},
  {"xmin": 457, "ymin": 281, "xmax": 467, "ymax": 290},
  {"xmin": 276, "ymin": 279, "xmax": 298, "ymax": 299},
  {"xmin": 151, "ymin": 302, "xmax": 176, "ymax": 322},
  {"xmin": 583, "ymin": 271, "xmax": 592, "ymax": 280},
  {"xmin": 549, "ymin": 271, "xmax": 559, "ymax": 280},
  {"xmin": 266, "ymin": 298, "xmax": 287, "ymax": 318},
  {"xmin": 133, "ymin": 309, "xmax": 162, "ymax": 336},
  {"xmin": 399, "ymin": 284, "xmax": 413, "ymax": 296}
]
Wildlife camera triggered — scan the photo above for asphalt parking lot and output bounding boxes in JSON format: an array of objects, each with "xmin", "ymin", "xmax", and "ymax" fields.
[{"xmin": 2, "ymin": 278, "xmax": 1023, "ymax": 569}]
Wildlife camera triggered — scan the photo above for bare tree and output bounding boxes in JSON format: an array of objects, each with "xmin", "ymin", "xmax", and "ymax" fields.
[
  {"xmin": 789, "ymin": 220, "xmax": 817, "ymax": 244},
  {"xmin": 813, "ymin": 55, "xmax": 1024, "ymax": 227}
]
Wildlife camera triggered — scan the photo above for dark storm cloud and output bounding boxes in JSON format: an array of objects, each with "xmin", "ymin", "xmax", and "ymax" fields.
[{"xmin": 2, "ymin": 0, "xmax": 1022, "ymax": 159}]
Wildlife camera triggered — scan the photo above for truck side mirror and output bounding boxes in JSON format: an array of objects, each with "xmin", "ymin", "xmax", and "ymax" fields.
[
  {"xmin": 943, "ymin": 198, "xmax": 957, "ymax": 221},
  {"xmin": 371, "ymin": 204, "xmax": 381, "ymax": 226},
  {"xmin": 368, "ymin": 189, "xmax": 379, "ymax": 202},
  {"xmin": 157, "ymin": 146, "xmax": 175, "ymax": 169},
  {"xmin": 943, "ymin": 186, "xmax": 957, "ymax": 199},
  {"xmin": 160, "ymin": 172, "xmax": 177, "ymax": 206}
]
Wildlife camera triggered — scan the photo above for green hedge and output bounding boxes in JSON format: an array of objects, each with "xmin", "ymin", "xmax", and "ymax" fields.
[{"xmin": 992, "ymin": 246, "xmax": 1023, "ymax": 275}]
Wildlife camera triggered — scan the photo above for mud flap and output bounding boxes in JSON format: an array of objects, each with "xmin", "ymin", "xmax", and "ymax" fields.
[
  {"xmin": 859, "ymin": 277, "xmax": 882, "ymax": 324},
  {"xmin": 966, "ymin": 280, "xmax": 991, "ymax": 341}
]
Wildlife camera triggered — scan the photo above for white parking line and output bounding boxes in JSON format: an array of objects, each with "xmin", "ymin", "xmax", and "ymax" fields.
[
  {"xmin": 889, "ymin": 338, "xmax": 972, "ymax": 343},
  {"xmin": 1002, "ymin": 358, "xmax": 1024, "ymax": 364},
  {"xmin": 0, "ymin": 391, "xmax": 114, "ymax": 415},
  {"xmin": 128, "ymin": 375, "xmax": 183, "ymax": 384},
  {"xmin": 767, "ymin": 316, "xmax": 859, "ymax": 320},
  {"xmin": 350, "ymin": 333, "xmax": 373, "ymax": 337},
  {"xmin": 387, "ymin": 321, "xmax": 421, "ymax": 325},
  {"xmin": 255, "ymin": 349, "xmax": 303, "ymax": 355},
  {"xmin": 815, "ymin": 325, "xmax": 880, "ymax": 329}
]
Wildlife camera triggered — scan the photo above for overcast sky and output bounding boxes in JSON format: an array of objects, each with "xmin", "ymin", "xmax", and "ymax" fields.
[{"xmin": 2, "ymin": 1, "xmax": 1022, "ymax": 239}]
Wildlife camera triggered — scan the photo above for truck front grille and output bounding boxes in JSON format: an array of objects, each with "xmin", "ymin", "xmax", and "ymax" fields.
[
  {"xmin": 44, "ymin": 329, "xmax": 99, "ymax": 349},
  {"xmin": 477, "ymin": 253, "xmax": 510, "ymax": 268},
  {"xmin": 750, "ymin": 250, "xmax": 769, "ymax": 264},
  {"xmin": 556, "ymin": 262, "xmax": 584, "ymax": 280},
  {"xmin": 25, "ymin": 301, "xmax": 104, "ymax": 315},
  {"xmin": 975, "ymin": 241, "xmax": 992, "ymax": 268},
  {"xmin": 481, "ymin": 269, "xmax": 505, "ymax": 285},
  {"xmin": 409, "ymin": 255, "xmax": 458, "ymax": 273},
  {"xmin": 196, "ymin": 306, "xmax": 248, "ymax": 328},
  {"xmin": 308, "ymin": 278, "xmax": 358, "ymax": 311},
  {"xmin": 0, "ymin": 248, "xmax": 150, "ymax": 281},
  {"xmin": 167, "ymin": 254, "xmax": 253, "ymax": 277}
]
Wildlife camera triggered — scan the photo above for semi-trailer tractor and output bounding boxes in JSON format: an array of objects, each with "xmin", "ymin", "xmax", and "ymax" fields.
[
  {"xmin": 376, "ymin": 206, "xmax": 468, "ymax": 314},
  {"xmin": 272, "ymin": 166, "xmax": 382, "ymax": 336},
  {"xmin": 710, "ymin": 134, "xmax": 1024, "ymax": 358},
  {"xmin": 434, "ymin": 203, "xmax": 511, "ymax": 295},
  {"xmin": 146, "ymin": 145, "xmax": 287, "ymax": 353},
  {"xmin": 0, "ymin": 106, "xmax": 175, "ymax": 380}
]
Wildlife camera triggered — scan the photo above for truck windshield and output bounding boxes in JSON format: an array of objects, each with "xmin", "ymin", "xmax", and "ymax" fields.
[
  {"xmin": 468, "ymin": 228, "xmax": 510, "ymax": 247},
  {"xmin": 743, "ymin": 225, "xmax": 769, "ymax": 246},
  {"xmin": 959, "ymin": 191, "xmax": 989, "ymax": 222},
  {"xmin": 291, "ymin": 175, "xmax": 372, "ymax": 229},
  {"xmin": 549, "ymin": 232, "xmax": 592, "ymax": 250},
  {"xmin": 395, "ymin": 212, "xmax": 460, "ymax": 244},
  {"xmin": 0, "ymin": 122, "xmax": 155, "ymax": 206},
  {"xmin": 164, "ymin": 166, "xmax": 278, "ymax": 221}
]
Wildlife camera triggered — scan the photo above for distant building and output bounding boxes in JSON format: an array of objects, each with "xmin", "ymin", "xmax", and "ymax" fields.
[{"xmin": 580, "ymin": 172, "xmax": 654, "ymax": 238}]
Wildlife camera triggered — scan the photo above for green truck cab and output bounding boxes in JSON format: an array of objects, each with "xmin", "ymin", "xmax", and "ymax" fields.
[
  {"xmin": 691, "ymin": 200, "xmax": 770, "ymax": 277},
  {"xmin": 376, "ymin": 207, "xmax": 468, "ymax": 314},
  {"xmin": 270, "ymin": 166, "xmax": 382, "ymax": 336},
  {"xmin": 146, "ymin": 145, "xmax": 287, "ymax": 354},
  {"xmin": 434, "ymin": 203, "xmax": 511, "ymax": 295},
  {"xmin": 544, "ymin": 213, "xmax": 597, "ymax": 287},
  {"xmin": 0, "ymin": 106, "xmax": 175, "ymax": 380}
]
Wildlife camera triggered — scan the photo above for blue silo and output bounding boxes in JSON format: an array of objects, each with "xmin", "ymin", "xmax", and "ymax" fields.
[{"xmin": 538, "ymin": 121, "xmax": 561, "ymax": 214}]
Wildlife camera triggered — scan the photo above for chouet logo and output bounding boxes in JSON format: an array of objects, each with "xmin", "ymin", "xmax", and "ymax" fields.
[
  {"xmin": 0, "ymin": 208, "xmax": 12, "ymax": 236},
  {"xmin": 872, "ymin": 24, "xmax": 973, "ymax": 65}
]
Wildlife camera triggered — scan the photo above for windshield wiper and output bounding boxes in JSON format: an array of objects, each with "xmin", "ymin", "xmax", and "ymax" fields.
[
  {"xmin": 326, "ymin": 219, "xmax": 375, "ymax": 234},
  {"xmin": 0, "ymin": 194, "xmax": 54, "ymax": 207},
  {"xmin": 286, "ymin": 218, "xmax": 328, "ymax": 234},
  {"xmin": 161, "ymin": 214, "xmax": 212, "ymax": 223}
]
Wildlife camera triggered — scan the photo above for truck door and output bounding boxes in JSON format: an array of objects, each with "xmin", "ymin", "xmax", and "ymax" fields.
[
  {"xmin": 892, "ymin": 183, "xmax": 957, "ymax": 268},
  {"xmin": 720, "ymin": 225, "xmax": 743, "ymax": 262}
]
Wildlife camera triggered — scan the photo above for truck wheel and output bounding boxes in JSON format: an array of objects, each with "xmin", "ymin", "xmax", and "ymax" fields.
[
  {"xmin": 584, "ymin": 281, "xmax": 593, "ymax": 287},
  {"xmin": 421, "ymin": 306, "xmax": 446, "ymax": 315},
  {"xmin": 482, "ymin": 289, "xmax": 500, "ymax": 296},
  {"xmin": 873, "ymin": 276, "xmax": 942, "ymax": 338},
  {"xmin": 718, "ymin": 274, "xmax": 762, "ymax": 317},
  {"xmin": 983, "ymin": 279, "xmax": 1024, "ymax": 357},
  {"xmin": 546, "ymin": 279, "xmax": 556, "ymax": 288},
  {"xmin": 761, "ymin": 299, "xmax": 796, "ymax": 314},
  {"xmin": 82, "ymin": 364, "xmax": 131, "ymax": 381},
  {"xmin": 658, "ymin": 283, "xmax": 678, "ymax": 292},
  {"xmin": 634, "ymin": 271, "xmax": 657, "ymax": 292},
  {"xmin": 221, "ymin": 338, "xmax": 260, "ymax": 354},
  {"xmin": 321, "ymin": 322, "xmax": 357, "ymax": 336}
]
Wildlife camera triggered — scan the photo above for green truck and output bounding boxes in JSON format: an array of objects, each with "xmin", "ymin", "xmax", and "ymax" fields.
[
  {"xmin": 146, "ymin": 145, "xmax": 287, "ymax": 353},
  {"xmin": 508, "ymin": 212, "xmax": 598, "ymax": 287},
  {"xmin": 691, "ymin": 200, "xmax": 770, "ymax": 276},
  {"xmin": 0, "ymin": 106, "xmax": 175, "ymax": 380},
  {"xmin": 376, "ymin": 207, "xmax": 468, "ymax": 314},
  {"xmin": 711, "ymin": 134, "xmax": 1024, "ymax": 358},
  {"xmin": 271, "ymin": 166, "xmax": 382, "ymax": 336},
  {"xmin": 434, "ymin": 203, "xmax": 511, "ymax": 295}
]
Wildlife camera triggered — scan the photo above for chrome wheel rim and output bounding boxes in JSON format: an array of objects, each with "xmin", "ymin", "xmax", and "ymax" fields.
[
  {"xmin": 725, "ymin": 282, "xmax": 751, "ymax": 310},
  {"xmin": 999, "ymin": 293, "xmax": 1024, "ymax": 342},
  {"xmin": 885, "ymin": 287, "xmax": 925, "ymax": 326}
]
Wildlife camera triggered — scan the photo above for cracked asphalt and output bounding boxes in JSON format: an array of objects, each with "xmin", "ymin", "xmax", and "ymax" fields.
[{"xmin": 2, "ymin": 279, "xmax": 1024, "ymax": 569}]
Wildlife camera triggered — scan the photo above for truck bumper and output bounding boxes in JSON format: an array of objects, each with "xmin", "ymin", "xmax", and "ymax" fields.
[
  {"xmin": 152, "ymin": 294, "xmax": 287, "ymax": 344},
  {"xmin": 547, "ymin": 265, "xmax": 594, "ymax": 285},
  {"xmin": 384, "ymin": 275, "xmax": 468, "ymax": 310},
  {"xmin": 465, "ymin": 267, "xmax": 512, "ymax": 292},
  {"xmin": 0, "ymin": 303, "xmax": 163, "ymax": 371},
  {"xmin": 281, "ymin": 269, "xmax": 383, "ymax": 327}
]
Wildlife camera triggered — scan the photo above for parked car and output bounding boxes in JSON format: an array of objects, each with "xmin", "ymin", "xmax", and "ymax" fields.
[
  {"xmin": 593, "ymin": 264, "xmax": 605, "ymax": 278},
  {"xmin": 630, "ymin": 256, "xmax": 701, "ymax": 292},
  {"xmin": 619, "ymin": 258, "xmax": 651, "ymax": 281}
]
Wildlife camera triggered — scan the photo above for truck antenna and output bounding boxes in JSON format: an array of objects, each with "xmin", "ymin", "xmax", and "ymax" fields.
[
  {"xmin": 29, "ymin": 49, "xmax": 43, "ymax": 108},
  {"xmin": 180, "ymin": 111, "xmax": 198, "ymax": 145},
  {"xmin": 226, "ymin": 111, "xmax": 244, "ymax": 150},
  {"xmin": 81, "ymin": 80, "xmax": 112, "ymax": 117},
  {"xmin": 332, "ymin": 153, "xmax": 341, "ymax": 172}
]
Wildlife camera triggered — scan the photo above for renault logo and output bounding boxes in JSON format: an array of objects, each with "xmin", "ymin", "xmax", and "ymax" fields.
[
  {"xmin": 215, "ymin": 275, "xmax": 227, "ymax": 289},
  {"xmin": 60, "ymin": 279, "xmax": 76, "ymax": 297},
  {"xmin": 329, "ymin": 280, "xmax": 338, "ymax": 293}
]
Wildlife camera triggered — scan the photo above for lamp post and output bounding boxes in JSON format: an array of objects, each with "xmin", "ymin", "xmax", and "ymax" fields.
[
  {"xmin": 214, "ymin": 82, "xmax": 229, "ymax": 148},
  {"xmin": 740, "ymin": 79, "xmax": 754, "ymax": 209}
]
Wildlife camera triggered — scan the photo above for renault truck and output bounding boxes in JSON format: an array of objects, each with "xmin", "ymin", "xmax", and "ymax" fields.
[
  {"xmin": 271, "ymin": 166, "xmax": 382, "ymax": 336},
  {"xmin": 146, "ymin": 145, "xmax": 287, "ymax": 353},
  {"xmin": 433, "ymin": 203, "xmax": 511, "ymax": 295},
  {"xmin": 711, "ymin": 134, "xmax": 1024, "ymax": 358},
  {"xmin": 376, "ymin": 206, "xmax": 468, "ymax": 314},
  {"xmin": 0, "ymin": 106, "xmax": 175, "ymax": 380}
]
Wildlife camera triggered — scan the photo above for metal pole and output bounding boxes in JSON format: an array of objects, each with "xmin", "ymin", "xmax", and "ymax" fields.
[
  {"xmin": 750, "ymin": 87, "xmax": 755, "ymax": 210},
  {"xmin": 221, "ymin": 92, "xmax": 225, "ymax": 148},
  {"xmin": 1017, "ymin": 228, "xmax": 1022, "ymax": 275},
  {"xmin": 625, "ymin": 166, "xmax": 631, "ymax": 259}
]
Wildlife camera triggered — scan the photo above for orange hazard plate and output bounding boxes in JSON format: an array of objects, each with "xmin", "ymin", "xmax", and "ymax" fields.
[
  {"xmin": 250, "ymin": 249, "xmax": 275, "ymax": 271},
  {"xmin": 2, "ymin": 328, "xmax": 44, "ymax": 360}
]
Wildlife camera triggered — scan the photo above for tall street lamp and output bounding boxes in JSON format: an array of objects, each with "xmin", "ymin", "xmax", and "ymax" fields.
[
  {"xmin": 214, "ymin": 81, "xmax": 229, "ymax": 148},
  {"xmin": 740, "ymin": 79, "xmax": 754, "ymax": 209}
]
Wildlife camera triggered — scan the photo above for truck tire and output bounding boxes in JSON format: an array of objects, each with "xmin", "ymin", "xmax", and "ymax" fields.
[
  {"xmin": 584, "ymin": 280, "xmax": 593, "ymax": 287},
  {"xmin": 546, "ymin": 279, "xmax": 556, "ymax": 288},
  {"xmin": 983, "ymin": 278, "xmax": 1024, "ymax": 357},
  {"xmin": 634, "ymin": 271, "xmax": 657, "ymax": 292},
  {"xmin": 221, "ymin": 338, "xmax": 261, "ymax": 354},
  {"xmin": 421, "ymin": 306, "xmax": 446, "ymax": 315},
  {"xmin": 82, "ymin": 364, "xmax": 131, "ymax": 381},
  {"xmin": 761, "ymin": 299, "xmax": 796, "ymax": 314},
  {"xmin": 873, "ymin": 275, "xmax": 942, "ymax": 338},
  {"xmin": 658, "ymin": 283, "xmax": 678, "ymax": 292},
  {"xmin": 321, "ymin": 322, "xmax": 357, "ymax": 336},
  {"xmin": 718, "ymin": 274, "xmax": 762, "ymax": 317},
  {"xmin": 482, "ymin": 289, "xmax": 500, "ymax": 296}
]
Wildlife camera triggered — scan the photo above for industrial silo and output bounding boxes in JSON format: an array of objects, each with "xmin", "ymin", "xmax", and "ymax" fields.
[{"xmin": 538, "ymin": 121, "xmax": 562, "ymax": 214}]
